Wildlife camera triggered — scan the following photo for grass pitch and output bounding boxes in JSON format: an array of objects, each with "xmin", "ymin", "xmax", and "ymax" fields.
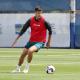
[{"xmin": 0, "ymin": 48, "xmax": 80, "ymax": 80}]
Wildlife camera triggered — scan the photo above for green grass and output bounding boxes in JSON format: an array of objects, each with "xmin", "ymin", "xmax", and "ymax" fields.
[{"xmin": 0, "ymin": 48, "xmax": 80, "ymax": 80}]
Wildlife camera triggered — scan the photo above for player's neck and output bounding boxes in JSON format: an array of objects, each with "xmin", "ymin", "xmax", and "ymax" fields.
[{"xmin": 35, "ymin": 16, "xmax": 41, "ymax": 20}]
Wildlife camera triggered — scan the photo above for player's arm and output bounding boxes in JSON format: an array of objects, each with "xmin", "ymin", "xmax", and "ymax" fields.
[
  {"xmin": 11, "ymin": 19, "xmax": 30, "ymax": 47},
  {"xmin": 45, "ymin": 21, "xmax": 52, "ymax": 48}
]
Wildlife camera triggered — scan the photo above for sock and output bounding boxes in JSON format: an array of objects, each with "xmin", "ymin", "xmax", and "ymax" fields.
[
  {"xmin": 16, "ymin": 65, "xmax": 21, "ymax": 70},
  {"xmin": 25, "ymin": 63, "xmax": 30, "ymax": 70}
]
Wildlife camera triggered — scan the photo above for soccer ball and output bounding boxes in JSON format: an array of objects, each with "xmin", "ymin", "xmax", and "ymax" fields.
[{"xmin": 46, "ymin": 65, "xmax": 55, "ymax": 74}]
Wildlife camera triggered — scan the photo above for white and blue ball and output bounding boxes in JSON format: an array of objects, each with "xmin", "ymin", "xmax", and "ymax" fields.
[{"xmin": 46, "ymin": 65, "xmax": 55, "ymax": 74}]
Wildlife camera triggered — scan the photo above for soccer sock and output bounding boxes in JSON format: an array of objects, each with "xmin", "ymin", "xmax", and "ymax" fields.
[
  {"xmin": 16, "ymin": 65, "xmax": 21, "ymax": 70},
  {"xmin": 25, "ymin": 63, "xmax": 30, "ymax": 70}
]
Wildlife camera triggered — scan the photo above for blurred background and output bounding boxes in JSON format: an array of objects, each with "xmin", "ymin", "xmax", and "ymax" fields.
[{"xmin": 0, "ymin": 0, "xmax": 80, "ymax": 48}]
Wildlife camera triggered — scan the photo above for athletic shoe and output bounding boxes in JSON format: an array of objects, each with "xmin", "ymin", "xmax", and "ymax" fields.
[
  {"xmin": 12, "ymin": 68, "xmax": 21, "ymax": 73},
  {"xmin": 23, "ymin": 69, "xmax": 29, "ymax": 73}
]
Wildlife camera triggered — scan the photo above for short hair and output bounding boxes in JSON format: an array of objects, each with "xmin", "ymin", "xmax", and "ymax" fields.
[{"xmin": 35, "ymin": 7, "xmax": 42, "ymax": 11}]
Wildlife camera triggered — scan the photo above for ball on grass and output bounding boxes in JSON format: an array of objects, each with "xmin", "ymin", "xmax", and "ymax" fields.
[{"xmin": 46, "ymin": 65, "xmax": 55, "ymax": 74}]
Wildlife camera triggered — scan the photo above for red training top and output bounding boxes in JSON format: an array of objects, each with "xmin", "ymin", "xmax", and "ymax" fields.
[{"xmin": 29, "ymin": 16, "xmax": 47, "ymax": 42}]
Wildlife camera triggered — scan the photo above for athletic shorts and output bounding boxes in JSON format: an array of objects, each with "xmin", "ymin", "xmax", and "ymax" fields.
[{"xmin": 25, "ymin": 41, "xmax": 45, "ymax": 50}]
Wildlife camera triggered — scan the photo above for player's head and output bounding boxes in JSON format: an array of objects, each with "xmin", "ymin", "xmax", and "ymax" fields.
[{"xmin": 35, "ymin": 7, "xmax": 42, "ymax": 18}]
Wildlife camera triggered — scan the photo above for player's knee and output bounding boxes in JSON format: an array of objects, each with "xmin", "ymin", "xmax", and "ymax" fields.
[
  {"xmin": 28, "ymin": 48, "xmax": 34, "ymax": 54},
  {"xmin": 23, "ymin": 48, "xmax": 28, "ymax": 54}
]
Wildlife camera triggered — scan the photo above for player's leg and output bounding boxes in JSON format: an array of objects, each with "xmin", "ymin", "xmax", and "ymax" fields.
[
  {"xmin": 12, "ymin": 42, "xmax": 31, "ymax": 73},
  {"xmin": 27, "ymin": 46, "xmax": 38, "ymax": 63},
  {"xmin": 18, "ymin": 48, "xmax": 28, "ymax": 66},
  {"xmin": 12, "ymin": 48, "xmax": 28, "ymax": 73},
  {"xmin": 27, "ymin": 42, "xmax": 44, "ymax": 63},
  {"xmin": 23, "ymin": 42, "xmax": 44, "ymax": 73},
  {"xmin": 23, "ymin": 46, "xmax": 37, "ymax": 73},
  {"xmin": 18, "ymin": 41, "xmax": 32, "ymax": 66}
]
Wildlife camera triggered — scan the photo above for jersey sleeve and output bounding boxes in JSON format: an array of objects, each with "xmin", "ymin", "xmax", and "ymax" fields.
[
  {"xmin": 19, "ymin": 19, "xmax": 30, "ymax": 36},
  {"xmin": 44, "ymin": 21, "xmax": 52, "ymax": 35}
]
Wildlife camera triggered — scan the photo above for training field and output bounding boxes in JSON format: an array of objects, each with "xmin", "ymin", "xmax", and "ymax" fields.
[{"xmin": 0, "ymin": 48, "xmax": 80, "ymax": 80}]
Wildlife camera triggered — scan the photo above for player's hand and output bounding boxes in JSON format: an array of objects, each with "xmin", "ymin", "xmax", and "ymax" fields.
[
  {"xmin": 11, "ymin": 40, "xmax": 17, "ymax": 48},
  {"xmin": 11, "ymin": 35, "xmax": 20, "ymax": 47},
  {"xmin": 46, "ymin": 42, "xmax": 50, "ymax": 49}
]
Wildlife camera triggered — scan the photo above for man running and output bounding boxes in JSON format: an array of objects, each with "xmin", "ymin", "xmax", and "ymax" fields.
[{"xmin": 12, "ymin": 7, "xmax": 52, "ymax": 73}]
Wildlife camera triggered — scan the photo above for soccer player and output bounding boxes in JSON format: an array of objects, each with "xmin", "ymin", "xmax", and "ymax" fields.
[{"xmin": 12, "ymin": 7, "xmax": 52, "ymax": 73}]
